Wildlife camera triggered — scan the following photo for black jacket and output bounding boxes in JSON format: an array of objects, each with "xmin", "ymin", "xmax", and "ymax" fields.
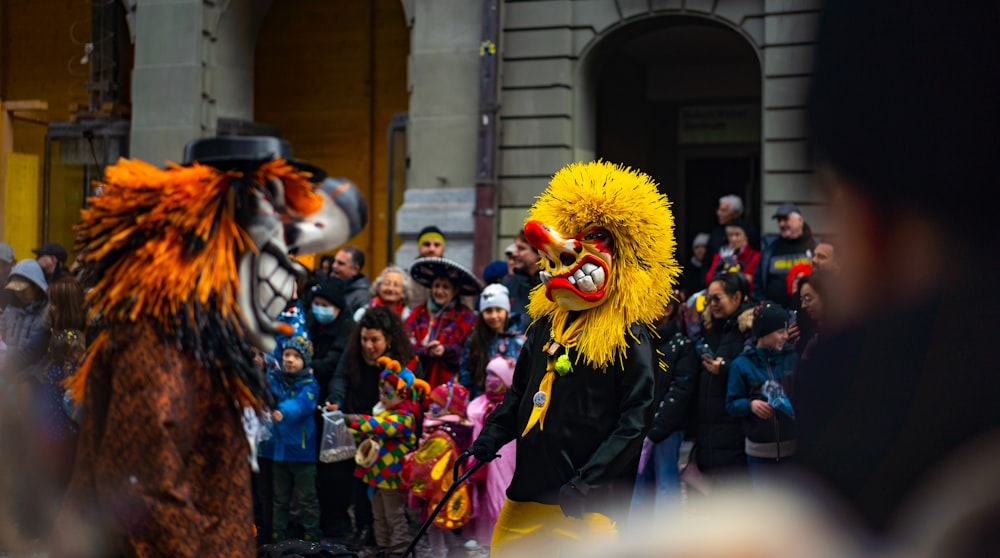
[
  {"xmin": 307, "ymin": 310, "xmax": 355, "ymax": 404},
  {"xmin": 798, "ymin": 280, "xmax": 1000, "ymax": 532},
  {"xmin": 473, "ymin": 316, "xmax": 656, "ymax": 520},
  {"xmin": 693, "ymin": 303, "xmax": 753, "ymax": 472},
  {"xmin": 646, "ymin": 319, "xmax": 699, "ymax": 444}
]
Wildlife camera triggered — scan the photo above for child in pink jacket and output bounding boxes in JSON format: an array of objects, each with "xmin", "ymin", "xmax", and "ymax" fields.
[{"xmin": 465, "ymin": 356, "xmax": 516, "ymax": 547}]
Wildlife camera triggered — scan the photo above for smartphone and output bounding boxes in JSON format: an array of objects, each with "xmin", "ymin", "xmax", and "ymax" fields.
[
  {"xmin": 695, "ymin": 340, "xmax": 714, "ymax": 359},
  {"xmin": 787, "ymin": 310, "xmax": 798, "ymax": 328}
]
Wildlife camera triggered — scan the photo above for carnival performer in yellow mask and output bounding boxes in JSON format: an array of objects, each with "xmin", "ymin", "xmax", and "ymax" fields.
[{"xmin": 461, "ymin": 161, "xmax": 680, "ymax": 557}]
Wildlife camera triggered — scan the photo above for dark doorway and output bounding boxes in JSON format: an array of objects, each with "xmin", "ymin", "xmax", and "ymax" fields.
[
  {"xmin": 682, "ymin": 154, "xmax": 759, "ymax": 249},
  {"xmin": 592, "ymin": 16, "xmax": 761, "ymax": 263}
]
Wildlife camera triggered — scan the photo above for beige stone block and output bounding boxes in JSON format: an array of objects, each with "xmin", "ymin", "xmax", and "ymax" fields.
[
  {"xmin": 764, "ymin": 12, "xmax": 820, "ymax": 45},
  {"xmin": 571, "ymin": 0, "xmax": 622, "ymax": 34},
  {"xmin": 763, "ymin": 76, "xmax": 811, "ymax": 108},
  {"xmin": 715, "ymin": 0, "xmax": 765, "ymax": 24},
  {"xmin": 413, "ymin": 0, "xmax": 480, "ymax": 51},
  {"xmin": 505, "ymin": 28, "xmax": 574, "ymax": 59},
  {"xmin": 763, "ymin": 44, "xmax": 814, "ymax": 76},
  {"xmin": 685, "ymin": 0, "xmax": 715, "ymax": 13},
  {"xmin": 763, "ymin": 108, "xmax": 806, "ymax": 140},
  {"xmin": 505, "ymin": 0, "xmax": 572, "ymax": 28},
  {"xmin": 764, "ymin": 0, "xmax": 823, "ymax": 13},
  {"xmin": 651, "ymin": 0, "xmax": 684, "ymax": 11},
  {"xmin": 502, "ymin": 117, "xmax": 573, "ymax": 147},
  {"xmin": 499, "ymin": 177, "xmax": 551, "ymax": 206},
  {"xmin": 762, "ymin": 140, "xmax": 809, "ymax": 172},
  {"xmin": 500, "ymin": 146, "xmax": 573, "ymax": 177},
  {"xmin": 499, "ymin": 207, "xmax": 532, "ymax": 237},
  {"xmin": 503, "ymin": 59, "xmax": 574, "ymax": 88},
  {"xmin": 501, "ymin": 88, "xmax": 574, "ymax": 117},
  {"xmin": 408, "ymin": 116, "xmax": 479, "ymax": 190},
  {"xmin": 763, "ymin": 172, "xmax": 826, "ymax": 203},
  {"xmin": 618, "ymin": 0, "xmax": 652, "ymax": 19},
  {"xmin": 409, "ymin": 53, "xmax": 480, "ymax": 116},
  {"xmin": 742, "ymin": 17, "xmax": 765, "ymax": 46}
]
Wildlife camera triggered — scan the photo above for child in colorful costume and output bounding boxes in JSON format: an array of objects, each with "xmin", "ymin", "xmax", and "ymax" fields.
[
  {"xmin": 346, "ymin": 356, "xmax": 430, "ymax": 551},
  {"xmin": 406, "ymin": 381, "xmax": 473, "ymax": 558},
  {"xmin": 464, "ymin": 161, "xmax": 680, "ymax": 556},
  {"xmin": 52, "ymin": 136, "xmax": 366, "ymax": 557}
]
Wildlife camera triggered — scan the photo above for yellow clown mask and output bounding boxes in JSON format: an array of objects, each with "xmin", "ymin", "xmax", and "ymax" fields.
[{"xmin": 525, "ymin": 220, "xmax": 613, "ymax": 312}]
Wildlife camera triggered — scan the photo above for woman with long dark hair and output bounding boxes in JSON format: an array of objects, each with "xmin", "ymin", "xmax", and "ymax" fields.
[
  {"xmin": 323, "ymin": 306, "xmax": 421, "ymax": 548},
  {"xmin": 457, "ymin": 283, "xmax": 525, "ymax": 398},
  {"xmin": 693, "ymin": 271, "xmax": 755, "ymax": 475}
]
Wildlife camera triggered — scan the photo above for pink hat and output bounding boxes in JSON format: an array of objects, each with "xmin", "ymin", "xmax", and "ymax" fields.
[{"xmin": 486, "ymin": 356, "xmax": 515, "ymax": 389}]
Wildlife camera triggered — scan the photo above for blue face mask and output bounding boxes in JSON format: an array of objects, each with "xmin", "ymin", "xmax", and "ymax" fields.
[{"xmin": 312, "ymin": 304, "xmax": 337, "ymax": 324}]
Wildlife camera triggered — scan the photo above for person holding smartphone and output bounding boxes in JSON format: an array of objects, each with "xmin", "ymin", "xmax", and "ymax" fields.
[{"xmin": 691, "ymin": 272, "xmax": 755, "ymax": 476}]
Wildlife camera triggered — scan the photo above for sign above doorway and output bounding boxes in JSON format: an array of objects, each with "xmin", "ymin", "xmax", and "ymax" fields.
[{"xmin": 678, "ymin": 104, "xmax": 760, "ymax": 144}]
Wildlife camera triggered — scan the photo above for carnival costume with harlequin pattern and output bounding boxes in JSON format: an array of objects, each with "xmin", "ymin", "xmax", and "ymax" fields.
[
  {"xmin": 52, "ymin": 137, "xmax": 366, "ymax": 557},
  {"xmin": 465, "ymin": 161, "xmax": 680, "ymax": 557}
]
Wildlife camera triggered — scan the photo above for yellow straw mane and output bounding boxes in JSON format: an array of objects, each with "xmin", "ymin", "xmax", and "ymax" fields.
[{"xmin": 525, "ymin": 161, "xmax": 680, "ymax": 369}]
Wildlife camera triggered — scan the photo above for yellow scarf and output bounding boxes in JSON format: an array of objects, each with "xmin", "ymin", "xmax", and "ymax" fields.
[{"xmin": 521, "ymin": 313, "xmax": 586, "ymax": 437}]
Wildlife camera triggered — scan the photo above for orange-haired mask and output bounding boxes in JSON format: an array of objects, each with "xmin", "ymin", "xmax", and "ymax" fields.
[
  {"xmin": 524, "ymin": 220, "xmax": 613, "ymax": 311},
  {"xmin": 184, "ymin": 136, "xmax": 367, "ymax": 353}
]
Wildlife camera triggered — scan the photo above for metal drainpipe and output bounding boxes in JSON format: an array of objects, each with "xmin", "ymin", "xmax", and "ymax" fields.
[{"xmin": 472, "ymin": 0, "xmax": 500, "ymax": 277}]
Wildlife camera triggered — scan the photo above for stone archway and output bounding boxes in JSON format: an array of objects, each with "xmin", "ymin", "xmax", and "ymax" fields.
[
  {"xmin": 576, "ymin": 13, "xmax": 762, "ymax": 259},
  {"xmin": 496, "ymin": 0, "xmax": 823, "ymax": 246}
]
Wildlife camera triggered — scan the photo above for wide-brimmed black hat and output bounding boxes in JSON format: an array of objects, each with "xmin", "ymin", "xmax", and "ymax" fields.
[
  {"xmin": 182, "ymin": 136, "xmax": 326, "ymax": 180},
  {"xmin": 409, "ymin": 257, "xmax": 483, "ymax": 297}
]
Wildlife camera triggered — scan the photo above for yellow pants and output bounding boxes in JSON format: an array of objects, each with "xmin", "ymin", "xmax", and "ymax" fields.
[{"xmin": 490, "ymin": 499, "xmax": 617, "ymax": 558}]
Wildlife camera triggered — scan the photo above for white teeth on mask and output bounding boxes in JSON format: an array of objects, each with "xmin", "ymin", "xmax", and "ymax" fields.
[
  {"xmin": 577, "ymin": 276, "xmax": 596, "ymax": 293},
  {"xmin": 260, "ymin": 253, "xmax": 278, "ymax": 277},
  {"xmin": 539, "ymin": 271, "xmax": 552, "ymax": 285},
  {"xmin": 266, "ymin": 293, "xmax": 286, "ymax": 318},
  {"xmin": 590, "ymin": 267, "xmax": 606, "ymax": 288},
  {"xmin": 581, "ymin": 263, "xmax": 598, "ymax": 274},
  {"xmin": 573, "ymin": 269, "xmax": 586, "ymax": 282},
  {"xmin": 567, "ymin": 275, "xmax": 577, "ymax": 285}
]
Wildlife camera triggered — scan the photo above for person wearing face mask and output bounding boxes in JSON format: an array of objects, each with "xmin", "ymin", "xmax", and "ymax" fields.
[
  {"xmin": 457, "ymin": 283, "xmax": 525, "ymax": 399},
  {"xmin": 725, "ymin": 302, "xmax": 798, "ymax": 483},
  {"xmin": 323, "ymin": 306, "xmax": 422, "ymax": 548},
  {"xmin": 306, "ymin": 278, "xmax": 357, "ymax": 542}
]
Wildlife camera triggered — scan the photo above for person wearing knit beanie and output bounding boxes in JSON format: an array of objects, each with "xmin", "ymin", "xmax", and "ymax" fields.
[
  {"xmin": 751, "ymin": 302, "xmax": 789, "ymax": 341},
  {"xmin": 478, "ymin": 283, "xmax": 511, "ymax": 314},
  {"xmin": 418, "ymin": 226, "xmax": 446, "ymax": 258},
  {"xmin": 482, "ymin": 260, "xmax": 509, "ymax": 286},
  {"xmin": 282, "ymin": 335, "xmax": 314, "ymax": 372}
]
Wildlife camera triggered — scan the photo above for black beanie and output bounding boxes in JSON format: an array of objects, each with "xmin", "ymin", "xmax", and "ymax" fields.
[
  {"xmin": 752, "ymin": 302, "xmax": 788, "ymax": 339},
  {"xmin": 310, "ymin": 278, "xmax": 347, "ymax": 310}
]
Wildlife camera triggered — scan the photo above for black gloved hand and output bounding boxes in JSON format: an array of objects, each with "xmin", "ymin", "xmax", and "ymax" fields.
[
  {"xmin": 558, "ymin": 478, "xmax": 589, "ymax": 519},
  {"xmin": 465, "ymin": 439, "xmax": 498, "ymax": 463}
]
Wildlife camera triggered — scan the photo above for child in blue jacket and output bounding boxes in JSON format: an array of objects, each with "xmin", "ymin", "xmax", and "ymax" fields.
[
  {"xmin": 260, "ymin": 335, "xmax": 321, "ymax": 541},
  {"xmin": 725, "ymin": 302, "xmax": 798, "ymax": 481}
]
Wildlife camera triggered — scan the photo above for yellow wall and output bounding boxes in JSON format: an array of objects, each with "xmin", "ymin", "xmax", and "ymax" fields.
[
  {"xmin": 255, "ymin": 0, "xmax": 410, "ymax": 278},
  {"xmin": 1, "ymin": 0, "xmax": 93, "ymax": 262}
]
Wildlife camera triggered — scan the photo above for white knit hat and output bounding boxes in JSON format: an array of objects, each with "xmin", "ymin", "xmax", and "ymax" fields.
[{"xmin": 478, "ymin": 283, "xmax": 510, "ymax": 313}]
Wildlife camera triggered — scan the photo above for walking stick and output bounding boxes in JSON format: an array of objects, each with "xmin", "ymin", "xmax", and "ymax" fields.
[{"xmin": 400, "ymin": 452, "xmax": 488, "ymax": 558}]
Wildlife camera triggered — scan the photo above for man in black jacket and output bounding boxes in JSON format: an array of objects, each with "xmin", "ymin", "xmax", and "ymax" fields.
[{"xmin": 465, "ymin": 161, "xmax": 680, "ymax": 556}]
